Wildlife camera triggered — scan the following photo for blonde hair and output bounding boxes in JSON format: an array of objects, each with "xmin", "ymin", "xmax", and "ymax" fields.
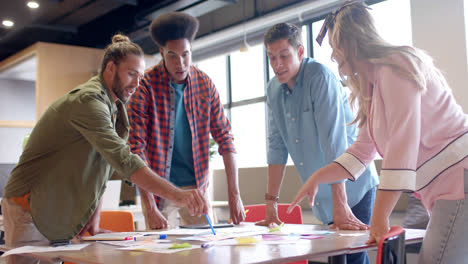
[{"xmin": 327, "ymin": 1, "xmax": 448, "ymax": 127}]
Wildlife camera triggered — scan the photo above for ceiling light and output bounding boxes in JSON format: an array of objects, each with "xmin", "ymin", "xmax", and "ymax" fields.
[
  {"xmin": 27, "ymin": 1, "xmax": 40, "ymax": 9},
  {"xmin": 240, "ymin": 30, "xmax": 250, "ymax": 52},
  {"xmin": 2, "ymin": 20, "xmax": 14, "ymax": 27}
]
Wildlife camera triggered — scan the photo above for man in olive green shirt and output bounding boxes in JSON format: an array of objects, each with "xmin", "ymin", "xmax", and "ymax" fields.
[{"xmin": 1, "ymin": 34, "xmax": 207, "ymax": 264}]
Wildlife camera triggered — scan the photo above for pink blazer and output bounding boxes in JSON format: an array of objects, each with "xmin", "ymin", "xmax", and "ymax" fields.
[{"xmin": 335, "ymin": 55, "xmax": 468, "ymax": 212}]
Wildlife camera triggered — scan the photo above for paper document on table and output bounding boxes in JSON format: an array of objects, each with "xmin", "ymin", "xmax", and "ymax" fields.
[
  {"xmin": 117, "ymin": 243, "xmax": 200, "ymax": 253},
  {"xmin": 337, "ymin": 230, "xmax": 368, "ymax": 237},
  {"xmin": 2, "ymin": 244, "xmax": 89, "ymax": 257},
  {"xmin": 152, "ymin": 228, "xmax": 207, "ymax": 236},
  {"xmin": 200, "ymin": 235, "xmax": 307, "ymax": 248},
  {"xmin": 178, "ymin": 230, "xmax": 266, "ymax": 242},
  {"xmin": 82, "ymin": 231, "xmax": 165, "ymax": 241},
  {"xmin": 98, "ymin": 239, "xmax": 171, "ymax": 247}
]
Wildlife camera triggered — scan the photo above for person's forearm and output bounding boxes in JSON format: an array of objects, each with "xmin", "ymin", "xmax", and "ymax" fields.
[
  {"xmin": 92, "ymin": 196, "xmax": 104, "ymax": 223},
  {"xmin": 331, "ymin": 181, "xmax": 348, "ymax": 208},
  {"xmin": 130, "ymin": 167, "xmax": 180, "ymax": 201},
  {"xmin": 372, "ymin": 190, "xmax": 402, "ymax": 221},
  {"xmin": 222, "ymin": 152, "xmax": 240, "ymax": 197},
  {"xmin": 267, "ymin": 164, "xmax": 286, "ymax": 197},
  {"xmin": 138, "ymin": 185, "xmax": 157, "ymax": 211},
  {"xmin": 315, "ymin": 162, "xmax": 349, "ymax": 184}
]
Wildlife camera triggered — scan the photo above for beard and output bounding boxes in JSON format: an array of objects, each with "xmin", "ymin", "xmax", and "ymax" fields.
[{"xmin": 112, "ymin": 73, "xmax": 131, "ymax": 103}]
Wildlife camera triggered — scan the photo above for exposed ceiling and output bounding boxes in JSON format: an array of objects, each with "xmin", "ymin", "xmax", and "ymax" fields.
[{"xmin": 0, "ymin": 0, "xmax": 307, "ymax": 63}]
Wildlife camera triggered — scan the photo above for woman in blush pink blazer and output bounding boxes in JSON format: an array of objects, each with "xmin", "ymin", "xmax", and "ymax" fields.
[{"xmin": 288, "ymin": 1, "xmax": 468, "ymax": 263}]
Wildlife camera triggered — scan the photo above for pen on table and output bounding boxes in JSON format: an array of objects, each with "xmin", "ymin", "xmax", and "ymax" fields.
[
  {"xmin": 201, "ymin": 241, "xmax": 216, "ymax": 248},
  {"xmin": 228, "ymin": 209, "xmax": 250, "ymax": 224},
  {"xmin": 133, "ymin": 234, "xmax": 167, "ymax": 241},
  {"xmin": 204, "ymin": 213, "xmax": 216, "ymax": 235}
]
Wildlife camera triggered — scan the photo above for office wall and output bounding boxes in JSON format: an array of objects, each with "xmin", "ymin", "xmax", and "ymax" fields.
[
  {"xmin": 0, "ymin": 79, "xmax": 35, "ymax": 163},
  {"xmin": 411, "ymin": 0, "xmax": 468, "ymax": 111}
]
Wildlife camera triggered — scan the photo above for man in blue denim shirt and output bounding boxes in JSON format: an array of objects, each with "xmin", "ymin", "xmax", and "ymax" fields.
[{"xmin": 257, "ymin": 23, "xmax": 379, "ymax": 264}]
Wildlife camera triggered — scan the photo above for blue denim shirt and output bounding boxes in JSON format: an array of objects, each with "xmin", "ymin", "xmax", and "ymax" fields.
[{"xmin": 266, "ymin": 57, "xmax": 379, "ymax": 224}]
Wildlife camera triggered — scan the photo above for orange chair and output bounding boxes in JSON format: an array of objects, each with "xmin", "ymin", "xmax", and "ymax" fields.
[
  {"xmin": 65, "ymin": 211, "xmax": 134, "ymax": 264},
  {"xmin": 244, "ymin": 204, "xmax": 303, "ymax": 224},
  {"xmin": 243, "ymin": 204, "xmax": 305, "ymax": 264},
  {"xmin": 99, "ymin": 211, "xmax": 135, "ymax": 232},
  {"xmin": 377, "ymin": 225, "xmax": 406, "ymax": 264}
]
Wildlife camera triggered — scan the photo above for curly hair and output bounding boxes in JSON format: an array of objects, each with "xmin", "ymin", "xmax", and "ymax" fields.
[{"xmin": 149, "ymin": 12, "xmax": 199, "ymax": 47}]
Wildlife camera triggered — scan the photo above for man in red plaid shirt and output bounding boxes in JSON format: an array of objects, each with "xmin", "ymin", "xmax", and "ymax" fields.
[{"xmin": 127, "ymin": 12, "xmax": 246, "ymax": 228}]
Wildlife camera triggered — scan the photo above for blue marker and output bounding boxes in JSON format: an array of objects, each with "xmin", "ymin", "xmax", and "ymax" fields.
[
  {"xmin": 134, "ymin": 234, "xmax": 167, "ymax": 241},
  {"xmin": 204, "ymin": 214, "xmax": 216, "ymax": 235}
]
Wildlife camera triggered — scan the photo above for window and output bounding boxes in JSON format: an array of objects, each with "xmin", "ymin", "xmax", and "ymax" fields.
[
  {"xmin": 311, "ymin": 0, "xmax": 412, "ymax": 78},
  {"xmin": 301, "ymin": 25, "xmax": 309, "ymax": 57},
  {"xmin": 230, "ymin": 44, "xmax": 265, "ymax": 102},
  {"xmin": 371, "ymin": 0, "xmax": 412, "ymax": 46},
  {"xmin": 230, "ymin": 102, "xmax": 267, "ymax": 167}
]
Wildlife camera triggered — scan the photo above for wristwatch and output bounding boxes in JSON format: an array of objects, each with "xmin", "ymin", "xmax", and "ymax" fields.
[{"xmin": 265, "ymin": 193, "xmax": 279, "ymax": 202}]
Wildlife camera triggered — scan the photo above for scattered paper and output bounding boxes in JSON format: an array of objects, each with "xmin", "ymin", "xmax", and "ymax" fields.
[
  {"xmin": 337, "ymin": 230, "xmax": 368, "ymax": 237},
  {"xmin": 151, "ymin": 229, "xmax": 206, "ymax": 236},
  {"xmin": 2, "ymin": 244, "xmax": 89, "ymax": 257},
  {"xmin": 98, "ymin": 239, "xmax": 171, "ymax": 247},
  {"xmin": 118, "ymin": 243, "xmax": 200, "ymax": 253},
  {"xmin": 201, "ymin": 235, "xmax": 304, "ymax": 248},
  {"xmin": 82, "ymin": 231, "xmax": 166, "ymax": 241},
  {"xmin": 300, "ymin": 235, "xmax": 325, "ymax": 240},
  {"xmin": 168, "ymin": 242, "xmax": 191, "ymax": 249},
  {"xmin": 178, "ymin": 230, "xmax": 265, "ymax": 242}
]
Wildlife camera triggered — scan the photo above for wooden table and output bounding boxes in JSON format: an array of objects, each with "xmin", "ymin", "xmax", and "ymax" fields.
[{"xmin": 0, "ymin": 224, "xmax": 425, "ymax": 264}]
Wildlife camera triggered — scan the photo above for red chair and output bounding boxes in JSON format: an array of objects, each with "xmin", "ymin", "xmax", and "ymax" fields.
[
  {"xmin": 244, "ymin": 204, "xmax": 303, "ymax": 224},
  {"xmin": 377, "ymin": 225, "xmax": 406, "ymax": 264},
  {"xmin": 244, "ymin": 204, "xmax": 305, "ymax": 264}
]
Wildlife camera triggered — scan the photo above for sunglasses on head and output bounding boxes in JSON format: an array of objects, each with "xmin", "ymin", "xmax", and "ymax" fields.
[{"xmin": 315, "ymin": 1, "xmax": 371, "ymax": 46}]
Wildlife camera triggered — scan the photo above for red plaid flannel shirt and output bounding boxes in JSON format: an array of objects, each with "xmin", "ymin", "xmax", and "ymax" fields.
[{"xmin": 127, "ymin": 62, "xmax": 236, "ymax": 207}]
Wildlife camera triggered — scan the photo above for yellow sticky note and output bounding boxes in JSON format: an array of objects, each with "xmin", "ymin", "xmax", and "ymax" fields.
[
  {"xmin": 234, "ymin": 236, "xmax": 259, "ymax": 245},
  {"xmin": 169, "ymin": 242, "xmax": 192, "ymax": 249},
  {"xmin": 268, "ymin": 222, "xmax": 284, "ymax": 233}
]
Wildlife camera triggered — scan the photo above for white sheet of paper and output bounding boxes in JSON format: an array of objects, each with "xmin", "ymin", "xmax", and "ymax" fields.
[
  {"xmin": 1, "ymin": 244, "xmax": 89, "ymax": 257},
  {"xmin": 82, "ymin": 231, "xmax": 165, "ymax": 241},
  {"xmin": 117, "ymin": 243, "xmax": 200, "ymax": 254},
  {"xmin": 151, "ymin": 229, "xmax": 207, "ymax": 236},
  {"xmin": 178, "ymin": 231, "xmax": 266, "ymax": 242},
  {"xmin": 337, "ymin": 230, "xmax": 368, "ymax": 237},
  {"xmin": 98, "ymin": 239, "xmax": 172, "ymax": 247}
]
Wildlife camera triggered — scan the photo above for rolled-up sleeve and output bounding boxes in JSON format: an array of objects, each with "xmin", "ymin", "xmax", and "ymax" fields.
[
  {"xmin": 335, "ymin": 122, "xmax": 376, "ymax": 181},
  {"xmin": 69, "ymin": 93, "xmax": 147, "ymax": 180}
]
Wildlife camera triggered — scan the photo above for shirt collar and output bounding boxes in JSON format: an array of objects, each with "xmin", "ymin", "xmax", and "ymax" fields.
[
  {"xmin": 281, "ymin": 57, "xmax": 309, "ymax": 93},
  {"xmin": 97, "ymin": 74, "xmax": 119, "ymax": 112}
]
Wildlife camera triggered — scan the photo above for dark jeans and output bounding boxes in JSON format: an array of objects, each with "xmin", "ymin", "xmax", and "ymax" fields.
[{"xmin": 329, "ymin": 187, "xmax": 376, "ymax": 264}]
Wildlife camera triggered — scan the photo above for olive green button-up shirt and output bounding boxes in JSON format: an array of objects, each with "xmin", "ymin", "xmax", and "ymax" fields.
[{"xmin": 3, "ymin": 75, "xmax": 146, "ymax": 241}]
